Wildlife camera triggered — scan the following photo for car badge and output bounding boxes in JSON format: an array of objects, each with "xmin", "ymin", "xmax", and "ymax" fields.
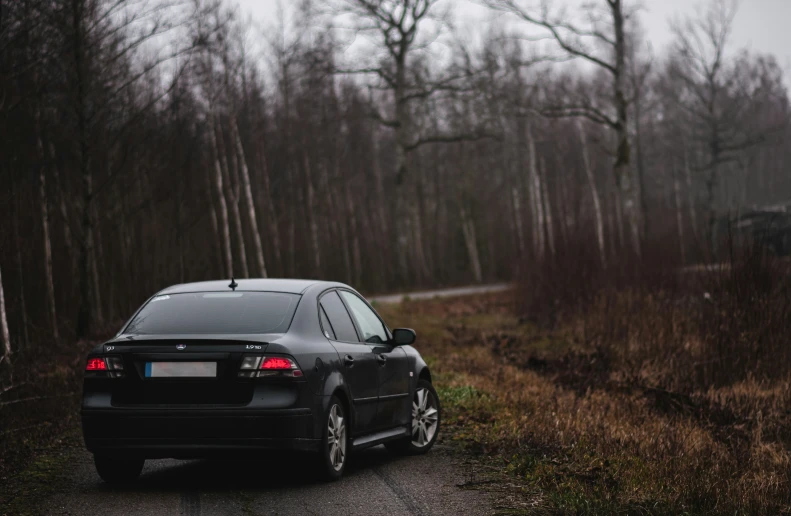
[{"xmin": 176, "ymin": 344, "xmax": 186, "ymax": 350}]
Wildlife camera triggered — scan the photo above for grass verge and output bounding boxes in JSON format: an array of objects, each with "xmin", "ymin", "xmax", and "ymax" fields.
[{"xmin": 378, "ymin": 289, "xmax": 791, "ymax": 515}]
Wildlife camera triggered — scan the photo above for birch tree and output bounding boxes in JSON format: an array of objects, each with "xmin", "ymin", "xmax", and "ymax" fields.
[
  {"xmin": 489, "ymin": 0, "xmax": 643, "ymax": 256},
  {"xmin": 0, "ymin": 265, "xmax": 10, "ymax": 367}
]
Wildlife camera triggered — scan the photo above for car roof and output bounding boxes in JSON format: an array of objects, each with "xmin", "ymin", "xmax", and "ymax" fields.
[{"xmin": 157, "ymin": 279, "xmax": 335, "ymax": 295}]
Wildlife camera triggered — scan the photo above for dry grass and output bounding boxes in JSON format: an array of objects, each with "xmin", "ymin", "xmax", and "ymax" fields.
[{"xmin": 377, "ymin": 286, "xmax": 791, "ymax": 514}]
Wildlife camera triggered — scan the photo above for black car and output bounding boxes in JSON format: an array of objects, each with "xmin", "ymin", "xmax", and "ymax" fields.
[{"xmin": 81, "ymin": 279, "xmax": 440, "ymax": 482}]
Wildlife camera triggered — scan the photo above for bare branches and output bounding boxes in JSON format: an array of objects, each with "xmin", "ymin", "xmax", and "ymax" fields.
[
  {"xmin": 486, "ymin": 0, "xmax": 617, "ymax": 74},
  {"xmin": 404, "ymin": 130, "xmax": 500, "ymax": 152}
]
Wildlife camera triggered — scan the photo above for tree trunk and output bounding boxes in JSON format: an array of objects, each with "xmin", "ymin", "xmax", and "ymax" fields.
[
  {"xmin": 38, "ymin": 166, "xmax": 59, "ymax": 340},
  {"xmin": 511, "ymin": 186, "xmax": 526, "ymax": 257},
  {"xmin": 74, "ymin": 0, "xmax": 93, "ymax": 338},
  {"xmin": 673, "ymin": 165, "xmax": 687, "ymax": 263},
  {"xmin": 460, "ymin": 204, "xmax": 483, "ymax": 283},
  {"xmin": 0, "ymin": 264, "xmax": 11, "ymax": 366},
  {"xmin": 683, "ymin": 148, "xmax": 699, "ymax": 241},
  {"xmin": 91, "ymin": 211, "xmax": 103, "ymax": 325},
  {"xmin": 253, "ymin": 128, "xmax": 281, "ymax": 277},
  {"xmin": 12, "ymin": 193, "xmax": 28, "ymax": 348},
  {"xmin": 577, "ymin": 121, "xmax": 607, "ymax": 266},
  {"xmin": 526, "ymin": 118, "xmax": 545, "ymax": 259},
  {"xmin": 302, "ymin": 152, "xmax": 322, "ymax": 275},
  {"xmin": 230, "ymin": 117, "xmax": 267, "ymax": 278},
  {"xmin": 221, "ymin": 122, "xmax": 249, "ymax": 278},
  {"xmin": 409, "ymin": 192, "xmax": 431, "ymax": 284},
  {"xmin": 204, "ymin": 166, "xmax": 222, "ymax": 277},
  {"xmin": 51, "ymin": 143, "xmax": 77, "ymax": 276},
  {"xmin": 209, "ymin": 116, "xmax": 234, "ymax": 277},
  {"xmin": 612, "ymin": 0, "xmax": 641, "ymax": 257},
  {"xmin": 540, "ymin": 156, "xmax": 556, "ymax": 257}
]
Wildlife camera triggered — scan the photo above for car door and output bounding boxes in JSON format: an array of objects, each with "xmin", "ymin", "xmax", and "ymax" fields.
[
  {"xmin": 338, "ymin": 291, "xmax": 411, "ymax": 431},
  {"xmin": 319, "ymin": 290, "xmax": 378, "ymax": 436}
]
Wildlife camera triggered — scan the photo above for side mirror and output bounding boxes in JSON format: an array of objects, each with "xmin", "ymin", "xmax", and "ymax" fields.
[{"xmin": 392, "ymin": 328, "xmax": 416, "ymax": 346}]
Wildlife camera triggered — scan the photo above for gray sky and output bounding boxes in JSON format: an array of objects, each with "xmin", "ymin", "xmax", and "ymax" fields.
[{"xmin": 236, "ymin": 0, "xmax": 791, "ymax": 89}]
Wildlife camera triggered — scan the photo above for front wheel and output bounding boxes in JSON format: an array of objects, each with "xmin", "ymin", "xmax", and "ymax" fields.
[
  {"xmin": 386, "ymin": 379, "xmax": 440, "ymax": 455},
  {"xmin": 93, "ymin": 455, "xmax": 144, "ymax": 484}
]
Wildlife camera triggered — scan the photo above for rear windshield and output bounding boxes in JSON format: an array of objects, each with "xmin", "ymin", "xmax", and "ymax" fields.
[{"xmin": 124, "ymin": 292, "xmax": 300, "ymax": 335}]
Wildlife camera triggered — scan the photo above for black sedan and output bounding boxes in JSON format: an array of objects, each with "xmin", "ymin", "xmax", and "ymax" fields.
[{"xmin": 81, "ymin": 279, "xmax": 440, "ymax": 482}]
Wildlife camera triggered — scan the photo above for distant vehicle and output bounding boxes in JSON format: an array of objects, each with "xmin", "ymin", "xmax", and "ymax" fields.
[
  {"xmin": 81, "ymin": 279, "xmax": 440, "ymax": 482},
  {"xmin": 714, "ymin": 203, "xmax": 791, "ymax": 257}
]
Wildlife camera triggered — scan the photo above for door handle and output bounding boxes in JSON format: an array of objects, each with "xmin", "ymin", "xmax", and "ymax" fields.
[
  {"xmin": 343, "ymin": 355, "xmax": 355, "ymax": 367},
  {"xmin": 376, "ymin": 354, "xmax": 387, "ymax": 366}
]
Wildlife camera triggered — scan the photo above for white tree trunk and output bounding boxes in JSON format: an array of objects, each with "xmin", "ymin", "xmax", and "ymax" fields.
[
  {"xmin": 577, "ymin": 121, "xmax": 607, "ymax": 266},
  {"xmin": 526, "ymin": 119, "xmax": 545, "ymax": 259},
  {"xmin": 511, "ymin": 186, "xmax": 526, "ymax": 256},
  {"xmin": 255, "ymin": 135, "xmax": 281, "ymax": 277},
  {"xmin": 209, "ymin": 117, "xmax": 234, "ymax": 277},
  {"xmin": 11, "ymin": 198, "xmax": 29, "ymax": 347},
  {"xmin": 683, "ymin": 149, "xmax": 699, "ymax": 239},
  {"xmin": 460, "ymin": 204, "xmax": 483, "ymax": 283},
  {"xmin": 673, "ymin": 165, "xmax": 687, "ymax": 263},
  {"xmin": 540, "ymin": 157, "xmax": 556, "ymax": 257},
  {"xmin": 222, "ymin": 123, "xmax": 249, "ymax": 279},
  {"xmin": 0, "ymin": 264, "xmax": 10, "ymax": 366},
  {"xmin": 230, "ymin": 117, "xmax": 267, "ymax": 278}
]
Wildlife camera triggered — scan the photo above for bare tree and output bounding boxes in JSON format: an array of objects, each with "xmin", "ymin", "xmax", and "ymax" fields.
[
  {"xmin": 668, "ymin": 0, "xmax": 788, "ymax": 248},
  {"xmin": 488, "ymin": 0, "xmax": 642, "ymax": 256}
]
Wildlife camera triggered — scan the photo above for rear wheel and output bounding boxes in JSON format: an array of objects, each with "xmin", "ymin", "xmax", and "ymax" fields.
[
  {"xmin": 386, "ymin": 379, "xmax": 440, "ymax": 455},
  {"xmin": 317, "ymin": 396, "xmax": 348, "ymax": 480},
  {"xmin": 93, "ymin": 455, "xmax": 144, "ymax": 484}
]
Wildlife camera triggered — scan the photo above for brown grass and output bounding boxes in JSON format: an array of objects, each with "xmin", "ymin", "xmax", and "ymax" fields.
[{"xmin": 378, "ymin": 276, "xmax": 791, "ymax": 514}]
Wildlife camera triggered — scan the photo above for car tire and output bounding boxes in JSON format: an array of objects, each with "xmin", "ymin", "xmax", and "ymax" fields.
[
  {"xmin": 385, "ymin": 379, "xmax": 440, "ymax": 455},
  {"xmin": 318, "ymin": 395, "xmax": 348, "ymax": 481},
  {"xmin": 93, "ymin": 455, "xmax": 144, "ymax": 484}
]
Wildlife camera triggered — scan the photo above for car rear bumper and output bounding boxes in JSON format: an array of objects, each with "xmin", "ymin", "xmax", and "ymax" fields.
[{"xmin": 82, "ymin": 407, "xmax": 319, "ymax": 458}]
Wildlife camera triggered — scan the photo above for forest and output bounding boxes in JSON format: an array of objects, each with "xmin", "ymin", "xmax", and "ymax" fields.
[{"xmin": 1, "ymin": 0, "xmax": 789, "ymax": 362}]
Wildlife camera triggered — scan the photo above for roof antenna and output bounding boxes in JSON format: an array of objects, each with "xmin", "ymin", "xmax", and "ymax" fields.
[{"xmin": 229, "ymin": 277, "xmax": 238, "ymax": 291}]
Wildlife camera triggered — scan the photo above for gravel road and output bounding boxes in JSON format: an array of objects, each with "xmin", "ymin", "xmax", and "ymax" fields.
[
  {"xmin": 368, "ymin": 283, "xmax": 511, "ymax": 304},
  {"xmin": 42, "ymin": 445, "xmax": 493, "ymax": 515}
]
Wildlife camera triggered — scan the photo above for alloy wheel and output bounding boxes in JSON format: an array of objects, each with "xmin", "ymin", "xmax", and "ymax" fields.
[
  {"xmin": 411, "ymin": 387, "xmax": 438, "ymax": 447},
  {"xmin": 327, "ymin": 404, "xmax": 346, "ymax": 471}
]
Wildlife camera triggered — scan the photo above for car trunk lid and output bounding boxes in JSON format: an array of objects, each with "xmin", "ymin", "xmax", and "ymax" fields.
[{"xmin": 105, "ymin": 337, "xmax": 271, "ymax": 407}]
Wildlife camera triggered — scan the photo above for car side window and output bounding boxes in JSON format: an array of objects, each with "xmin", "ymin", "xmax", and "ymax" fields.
[
  {"xmin": 319, "ymin": 305, "xmax": 336, "ymax": 340},
  {"xmin": 319, "ymin": 291, "xmax": 359, "ymax": 342},
  {"xmin": 339, "ymin": 291, "xmax": 388, "ymax": 344}
]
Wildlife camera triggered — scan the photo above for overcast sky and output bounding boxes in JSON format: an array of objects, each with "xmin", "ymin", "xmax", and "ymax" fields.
[{"xmin": 236, "ymin": 0, "xmax": 791, "ymax": 89}]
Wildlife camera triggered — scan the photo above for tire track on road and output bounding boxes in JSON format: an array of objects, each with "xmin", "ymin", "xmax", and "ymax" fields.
[
  {"xmin": 373, "ymin": 467, "xmax": 424, "ymax": 515},
  {"xmin": 180, "ymin": 490, "xmax": 201, "ymax": 516}
]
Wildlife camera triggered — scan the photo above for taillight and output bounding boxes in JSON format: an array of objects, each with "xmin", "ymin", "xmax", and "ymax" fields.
[
  {"xmin": 238, "ymin": 355, "xmax": 303, "ymax": 378},
  {"xmin": 86, "ymin": 358, "xmax": 107, "ymax": 371},
  {"xmin": 261, "ymin": 357, "xmax": 293, "ymax": 370},
  {"xmin": 85, "ymin": 356, "xmax": 125, "ymax": 377}
]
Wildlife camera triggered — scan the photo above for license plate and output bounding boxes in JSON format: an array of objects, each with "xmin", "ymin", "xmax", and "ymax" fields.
[{"xmin": 145, "ymin": 362, "xmax": 216, "ymax": 378}]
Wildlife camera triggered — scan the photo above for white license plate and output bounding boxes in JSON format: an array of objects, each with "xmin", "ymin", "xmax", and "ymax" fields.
[{"xmin": 145, "ymin": 362, "xmax": 216, "ymax": 378}]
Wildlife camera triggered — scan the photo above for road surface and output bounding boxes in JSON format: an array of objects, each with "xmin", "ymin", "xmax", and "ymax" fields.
[
  {"xmin": 42, "ymin": 445, "xmax": 493, "ymax": 515},
  {"xmin": 368, "ymin": 283, "xmax": 511, "ymax": 304}
]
